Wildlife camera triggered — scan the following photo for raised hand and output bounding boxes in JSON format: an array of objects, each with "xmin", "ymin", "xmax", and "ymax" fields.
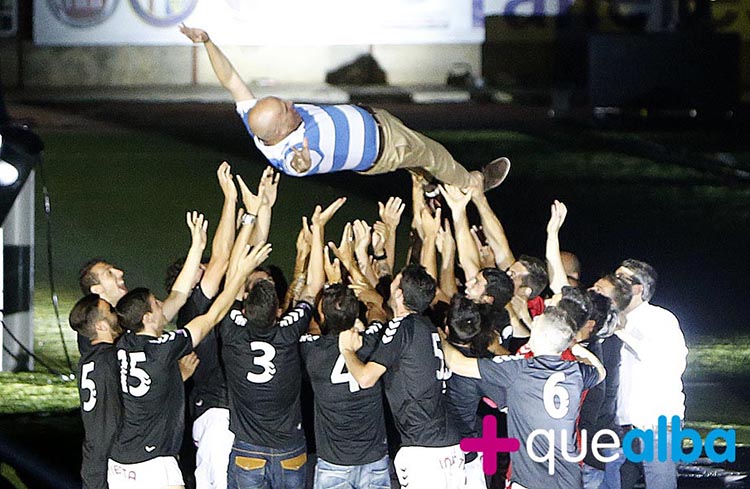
[
  {"xmin": 352, "ymin": 220, "xmax": 372, "ymax": 254},
  {"xmin": 420, "ymin": 207, "xmax": 442, "ymax": 237},
  {"xmin": 439, "ymin": 184, "xmax": 472, "ymax": 214},
  {"xmin": 378, "ymin": 196, "xmax": 405, "ymax": 229},
  {"xmin": 217, "ymin": 161, "xmax": 237, "ymax": 202},
  {"xmin": 319, "ymin": 197, "xmax": 347, "ymax": 226},
  {"xmin": 324, "ymin": 247, "xmax": 342, "ymax": 284},
  {"xmin": 186, "ymin": 211, "xmax": 208, "ymax": 250},
  {"xmin": 243, "ymin": 242, "xmax": 273, "ymax": 274},
  {"xmin": 236, "ymin": 175, "xmax": 262, "ymax": 215},
  {"xmin": 328, "ymin": 223, "xmax": 355, "ymax": 270},
  {"xmin": 372, "ymin": 221, "xmax": 387, "ymax": 253},
  {"xmin": 179, "ymin": 24, "xmax": 209, "ymax": 43},
  {"xmin": 259, "ymin": 167, "xmax": 280, "ymax": 207},
  {"xmin": 348, "ymin": 281, "xmax": 383, "ymax": 307},
  {"xmin": 296, "ymin": 216, "xmax": 312, "ymax": 257},
  {"xmin": 546, "ymin": 200, "xmax": 568, "ymax": 235}
]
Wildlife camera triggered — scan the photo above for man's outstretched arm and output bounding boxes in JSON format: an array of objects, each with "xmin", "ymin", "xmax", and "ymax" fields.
[{"xmin": 180, "ymin": 24, "xmax": 254, "ymax": 102}]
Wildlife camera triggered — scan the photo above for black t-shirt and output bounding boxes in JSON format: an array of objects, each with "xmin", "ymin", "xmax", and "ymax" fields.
[
  {"xmin": 178, "ymin": 285, "xmax": 228, "ymax": 419},
  {"xmin": 221, "ymin": 301, "xmax": 313, "ymax": 449},
  {"xmin": 478, "ymin": 355, "xmax": 600, "ymax": 489},
  {"xmin": 369, "ymin": 313, "xmax": 460, "ymax": 448},
  {"xmin": 78, "ymin": 342, "xmax": 122, "ymax": 489},
  {"xmin": 110, "ymin": 329, "xmax": 193, "ymax": 464},
  {"xmin": 445, "ymin": 344, "xmax": 506, "ymax": 462},
  {"xmin": 300, "ymin": 322, "xmax": 388, "ymax": 466}
]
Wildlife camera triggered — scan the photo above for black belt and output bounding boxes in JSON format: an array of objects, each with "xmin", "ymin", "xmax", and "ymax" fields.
[{"xmin": 358, "ymin": 104, "xmax": 385, "ymax": 163}]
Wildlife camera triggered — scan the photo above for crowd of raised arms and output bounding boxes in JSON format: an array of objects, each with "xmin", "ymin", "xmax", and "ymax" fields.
[{"xmin": 69, "ymin": 161, "xmax": 687, "ymax": 489}]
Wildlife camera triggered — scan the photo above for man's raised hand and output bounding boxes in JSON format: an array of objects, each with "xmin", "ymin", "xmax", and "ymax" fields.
[
  {"xmin": 179, "ymin": 24, "xmax": 209, "ymax": 43},
  {"xmin": 217, "ymin": 162, "xmax": 237, "ymax": 201},
  {"xmin": 187, "ymin": 211, "xmax": 208, "ymax": 250}
]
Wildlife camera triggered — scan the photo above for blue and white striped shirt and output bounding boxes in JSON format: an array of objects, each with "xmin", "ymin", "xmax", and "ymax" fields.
[{"xmin": 236, "ymin": 100, "xmax": 380, "ymax": 176}]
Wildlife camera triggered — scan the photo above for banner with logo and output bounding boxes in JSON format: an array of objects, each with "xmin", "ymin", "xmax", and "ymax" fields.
[{"xmin": 34, "ymin": 0, "xmax": 485, "ymax": 46}]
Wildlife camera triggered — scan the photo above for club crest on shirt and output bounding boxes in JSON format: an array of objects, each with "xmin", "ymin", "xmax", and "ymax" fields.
[{"xmin": 47, "ymin": 0, "xmax": 119, "ymax": 27}]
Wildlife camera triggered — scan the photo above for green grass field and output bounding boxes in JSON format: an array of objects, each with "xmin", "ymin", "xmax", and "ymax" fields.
[{"xmin": 2, "ymin": 121, "xmax": 749, "ymax": 446}]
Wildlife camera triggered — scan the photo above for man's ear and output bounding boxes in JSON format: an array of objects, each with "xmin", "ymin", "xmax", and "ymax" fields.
[
  {"xmin": 94, "ymin": 319, "xmax": 109, "ymax": 333},
  {"xmin": 520, "ymin": 286, "xmax": 532, "ymax": 300},
  {"xmin": 633, "ymin": 283, "xmax": 645, "ymax": 298},
  {"xmin": 90, "ymin": 284, "xmax": 103, "ymax": 296}
]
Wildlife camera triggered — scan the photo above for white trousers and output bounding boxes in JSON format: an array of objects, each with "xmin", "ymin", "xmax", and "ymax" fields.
[
  {"xmin": 393, "ymin": 445, "xmax": 465, "ymax": 489},
  {"xmin": 108, "ymin": 456, "xmax": 184, "ymax": 489},
  {"xmin": 193, "ymin": 407, "xmax": 235, "ymax": 489}
]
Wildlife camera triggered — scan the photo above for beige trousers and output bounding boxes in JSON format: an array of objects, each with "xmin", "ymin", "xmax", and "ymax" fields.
[{"xmin": 359, "ymin": 108, "xmax": 474, "ymax": 188}]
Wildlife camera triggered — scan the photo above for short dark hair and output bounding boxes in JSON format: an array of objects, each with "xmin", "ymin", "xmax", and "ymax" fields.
[
  {"xmin": 115, "ymin": 287, "xmax": 152, "ymax": 333},
  {"xmin": 244, "ymin": 280, "xmax": 279, "ymax": 331},
  {"xmin": 320, "ymin": 283, "xmax": 359, "ymax": 335},
  {"xmin": 518, "ymin": 255, "xmax": 548, "ymax": 299},
  {"xmin": 556, "ymin": 286, "xmax": 592, "ymax": 333},
  {"xmin": 481, "ymin": 267, "xmax": 514, "ymax": 307},
  {"xmin": 621, "ymin": 259, "xmax": 658, "ymax": 301},
  {"xmin": 69, "ymin": 294, "xmax": 103, "ymax": 339},
  {"xmin": 79, "ymin": 258, "xmax": 105, "ymax": 295},
  {"xmin": 446, "ymin": 294, "xmax": 482, "ymax": 345},
  {"xmin": 399, "ymin": 264, "xmax": 436, "ymax": 314},
  {"xmin": 602, "ymin": 273, "xmax": 633, "ymax": 312},
  {"xmin": 256, "ymin": 264, "xmax": 289, "ymax": 305},
  {"xmin": 587, "ymin": 290, "xmax": 618, "ymax": 338}
]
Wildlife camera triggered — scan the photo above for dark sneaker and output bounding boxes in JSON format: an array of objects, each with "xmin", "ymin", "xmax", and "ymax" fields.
[
  {"xmin": 423, "ymin": 181, "xmax": 440, "ymax": 199},
  {"xmin": 481, "ymin": 157, "xmax": 511, "ymax": 192}
]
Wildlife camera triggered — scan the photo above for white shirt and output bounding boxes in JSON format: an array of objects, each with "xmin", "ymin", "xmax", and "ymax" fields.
[{"xmin": 615, "ymin": 302, "xmax": 687, "ymax": 429}]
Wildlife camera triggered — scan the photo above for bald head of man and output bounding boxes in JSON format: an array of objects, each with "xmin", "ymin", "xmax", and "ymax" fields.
[{"xmin": 248, "ymin": 96, "xmax": 303, "ymax": 145}]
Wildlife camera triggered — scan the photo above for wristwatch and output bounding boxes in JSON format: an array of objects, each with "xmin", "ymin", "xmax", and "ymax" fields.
[{"xmin": 241, "ymin": 213, "xmax": 257, "ymax": 226}]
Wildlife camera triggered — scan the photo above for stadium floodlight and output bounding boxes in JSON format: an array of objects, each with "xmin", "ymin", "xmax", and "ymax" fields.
[{"xmin": 0, "ymin": 125, "xmax": 43, "ymax": 224}]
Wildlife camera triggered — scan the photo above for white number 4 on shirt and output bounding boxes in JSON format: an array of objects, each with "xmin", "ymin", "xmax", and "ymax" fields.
[{"xmin": 331, "ymin": 354, "xmax": 360, "ymax": 393}]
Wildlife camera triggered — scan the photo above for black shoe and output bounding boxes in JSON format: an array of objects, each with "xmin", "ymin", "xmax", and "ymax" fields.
[
  {"xmin": 423, "ymin": 181, "xmax": 440, "ymax": 199},
  {"xmin": 481, "ymin": 157, "xmax": 511, "ymax": 192}
]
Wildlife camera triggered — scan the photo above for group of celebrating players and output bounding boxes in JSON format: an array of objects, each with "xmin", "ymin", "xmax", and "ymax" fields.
[{"xmin": 69, "ymin": 154, "xmax": 687, "ymax": 489}]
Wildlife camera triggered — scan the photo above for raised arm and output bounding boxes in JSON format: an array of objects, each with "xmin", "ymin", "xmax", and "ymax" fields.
[
  {"xmin": 179, "ymin": 24, "xmax": 254, "ymax": 102},
  {"xmin": 249, "ymin": 167, "xmax": 280, "ymax": 246},
  {"xmin": 545, "ymin": 200, "xmax": 570, "ymax": 294},
  {"xmin": 201, "ymin": 162, "xmax": 238, "ymax": 298},
  {"xmin": 439, "ymin": 184, "xmax": 480, "ymax": 281},
  {"xmin": 378, "ymin": 196, "xmax": 405, "ymax": 272},
  {"xmin": 185, "ymin": 242, "xmax": 272, "ymax": 346},
  {"xmin": 282, "ymin": 219, "xmax": 312, "ymax": 311},
  {"xmin": 469, "ymin": 177, "xmax": 515, "ymax": 271},
  {"xmin": 371, "ymin": 221, "xmax": 392, "ymax": 279},
  {"xmin": 298, "ymin": 205, "xmax": 325, "ymax": 304},
  {"xmin": 349, "ymin": 282, "xmax": 388, "ymax": 324},
  {"xmin": 352, "ymin": 220, "xmax": 378, "ymax": 287},
  {"xmin": 436, "ymin": 219, "xmax": 458, "ymax": 301},
  {"xmin": 162, "ymin": 211, "xmax": 208, "ymax": 321},
  {"xmin": 419, "ymin": 207, "xmax": 442, "ymax": 282}
]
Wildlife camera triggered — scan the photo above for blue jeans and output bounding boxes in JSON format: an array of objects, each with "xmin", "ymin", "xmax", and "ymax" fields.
[
  {"xmin": 583, "ymin": 463, "xmax": 605, "ymax": 489},
  {"xmin": 601, "ymin": 447, "xmax": 625, "ymax": 489},
  {"xmin": 227, "ymin": 439, "xmax": 307, "ymax": 489},
  {"xmin": 313, "ymin": 455, "xmax": 391, "ymax": 489}
]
